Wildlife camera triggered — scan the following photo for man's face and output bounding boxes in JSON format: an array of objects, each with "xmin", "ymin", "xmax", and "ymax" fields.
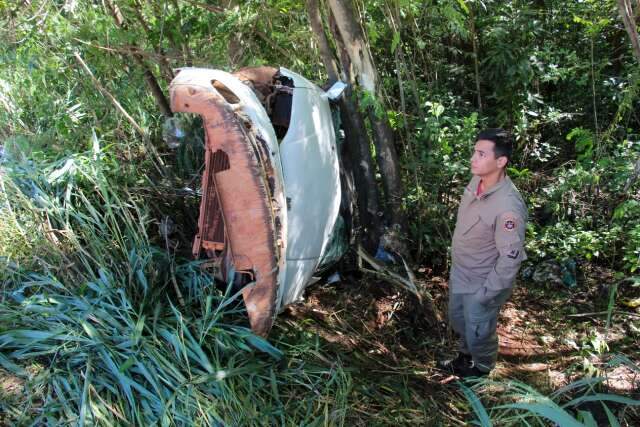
[{"xmin": 470, "ymin": 139, "xmax": 507, "ymax": 177}]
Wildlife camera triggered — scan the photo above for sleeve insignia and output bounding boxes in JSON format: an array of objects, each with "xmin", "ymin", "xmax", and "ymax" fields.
[
  {"xmin": 502, "ymin": 212, "xmax": 518, "ymax": 232},
  {"xmin": 507, "ymin": 249, "xmax": 520, "ymax": 259}
]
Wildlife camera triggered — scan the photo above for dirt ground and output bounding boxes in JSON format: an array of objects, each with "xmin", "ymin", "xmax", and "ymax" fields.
[{"xmin": 276, "ymin": 267, "xmax": 640, "ymax": 424}]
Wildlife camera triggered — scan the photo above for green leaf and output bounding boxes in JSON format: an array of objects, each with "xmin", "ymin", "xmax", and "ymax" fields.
[
  {"xmin": 245, "ymin": 334, "xmax": 283, "ymax": 360},
  {"xmin": 119, "ymin": 356, "xmax": 136, "ymax": 373},
  {"xmin": 0, "ymin": 352, "xmax": 27, "ymax": 377},
  {"xmin": 458, "ymin": 382, "xmax": 492, "ymax": 426},
  {"xmin": 498, "ymin": 403, "xmax": 582, "ymax": 427},
  {"xmin": 550, "ymin": 377, "xmax": 604, "ymax": 400},
  {"xmin": 456, "ymin": 0, "xmax": 470, "ymax": 14},
  {"xmin": 391, "ymin": 31, "xmax": 401, "ymax": 53},
  {"xmin": 78, "ymin": 357, "xmax": 92, "ymax": 427},
  {"xmin": 601, "ymin": 402, "xmax": 621, "ymax": 427},
  {"xmin": 564, "ymin": 393, "xmax": 640, "ymax": 408},
  {"xmin": 577, "ymin": 410, "xmax": 598, "ymax": 427}
]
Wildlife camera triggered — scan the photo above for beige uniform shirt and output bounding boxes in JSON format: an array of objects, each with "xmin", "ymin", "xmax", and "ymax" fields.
[{"xmin": 450, "ymin": 175, "xmax": 527, "ymax": 294}]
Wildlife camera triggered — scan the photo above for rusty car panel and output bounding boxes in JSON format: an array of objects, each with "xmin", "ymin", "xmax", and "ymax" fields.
[
  {"xmin": 170, "ymin": 68, "xmax": 288, "ymax": 335},
  {"xmin": 169, "ymin": 67, "xmax": 342, "ymax": 335}
]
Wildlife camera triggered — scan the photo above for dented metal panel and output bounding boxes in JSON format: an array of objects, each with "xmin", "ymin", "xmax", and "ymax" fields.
[
  {"xmin": 170, "ymin": 68, "xmax": 287, "ymax": 336},
  {"xmin": 169, "ymin": 66, "xmax": 342, "ymax": 335}
]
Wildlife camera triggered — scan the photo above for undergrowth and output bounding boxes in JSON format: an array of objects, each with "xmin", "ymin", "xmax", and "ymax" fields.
[{"xmin": 0, "ymin": 146, "xmax": 351, "ymax": 425}]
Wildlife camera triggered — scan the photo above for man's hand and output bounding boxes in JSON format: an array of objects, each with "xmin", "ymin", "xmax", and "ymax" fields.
[{"xmin": 476, "ymin": 286, "xmax": 502, "ymax": 305}]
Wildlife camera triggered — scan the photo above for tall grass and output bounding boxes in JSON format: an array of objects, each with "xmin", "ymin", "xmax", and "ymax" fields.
[
  {"xmin": 3, "ymin": 141, "xmax": 637, "ymax": 425},
  {"xmin": 460, "ymin": 375, "xmax": 640, "ymax": 426},
  {"xmin": 0, "ymin": 144, "xmax": 351, "ymax": 425}
]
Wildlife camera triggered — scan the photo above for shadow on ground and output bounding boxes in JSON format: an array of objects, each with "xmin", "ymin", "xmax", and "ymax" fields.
[{"xmin": 273, "ymin": 269, "xmax": 640, "ymax": 425}]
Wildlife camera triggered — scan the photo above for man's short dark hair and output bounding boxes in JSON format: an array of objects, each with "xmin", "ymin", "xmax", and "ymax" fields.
[{"xmin": 477, "ymin": 128, "xmax": 513, "ymax": 162}]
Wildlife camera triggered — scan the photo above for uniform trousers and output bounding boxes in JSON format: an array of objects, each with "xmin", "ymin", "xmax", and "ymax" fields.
[{"xmin": 448, "ymin": 287, "xmax": 512, "ymax": 371}]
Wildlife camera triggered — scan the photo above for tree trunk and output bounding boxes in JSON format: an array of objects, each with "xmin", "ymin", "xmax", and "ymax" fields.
[
  {"xmin": 367, "ymin": 111, "xmax": 406, "ymax": 235},
  {"xmin": 306, "ymin": 0, "xmax": 382, "ymax": 251},
  {"xmin": 306, "ymin": 0, "xmax": 339, "ymax": 83},
  {"xmin": 340, "ymin": 89, "xmax": 384, "ymax": 251},
  {"xmin": 327, "ymin": 0, "xmax": 406, "ymax": 239},
  {"xmin": 618, "ymin": 0, "xmax": 640, "ymax": 63},
  {"xmin": 326, "ymin": 0, "xmax": 376, "ymax": 92}
]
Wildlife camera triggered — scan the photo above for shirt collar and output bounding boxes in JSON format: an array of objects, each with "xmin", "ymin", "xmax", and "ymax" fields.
[{"xmin": 468, "ymin": 175, "xmax": 511, "ymax": 200}]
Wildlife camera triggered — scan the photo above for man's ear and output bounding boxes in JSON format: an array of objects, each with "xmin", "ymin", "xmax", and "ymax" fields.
[{"xmin": 497, "ymin": 156, "xmax": 508, "ymax": 169}]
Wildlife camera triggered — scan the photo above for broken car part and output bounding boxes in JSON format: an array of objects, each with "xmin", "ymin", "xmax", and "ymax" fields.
[{"xmin": 169, "ymin": 67, "xmax": 344, "ymax": 335}]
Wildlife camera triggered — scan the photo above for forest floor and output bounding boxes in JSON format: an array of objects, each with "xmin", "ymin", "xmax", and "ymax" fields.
[
  {"xmin": 2, "ymin": 265, "xmax": 639, "ymax": 425},
  {"xmin": 275, "ymin": 266, "xmax": 640, "ymax": 425}
]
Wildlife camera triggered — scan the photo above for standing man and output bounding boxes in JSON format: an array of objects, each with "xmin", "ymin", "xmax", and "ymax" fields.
[{"xmin": 438, "ymin": 128, "xmax": 527, "ymax": 377}]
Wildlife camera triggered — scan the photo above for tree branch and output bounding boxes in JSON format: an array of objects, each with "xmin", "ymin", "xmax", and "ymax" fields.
[
  {"xmin": 306, "ymin": 0, "xmax": 340, "ymax": 83},
  {"xmin": 73, "ymin": 52, "xmax": 146, "ymax": 137},
  {"xmin": 73, "ymin": 52, "xmax": 166, "ymax": 175},
  {"xmin": 618, "ymin": 0, "xmax": 640, "ymax": 63},
  {"xmin": 103, "ymin": 0, "xmax": 173, "ymax": 117}
]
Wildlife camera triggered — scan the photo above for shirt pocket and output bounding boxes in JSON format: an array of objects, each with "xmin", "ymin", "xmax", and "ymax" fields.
[
  {"xmin": 461, "ymin": 216, "xmax": 481, "ymax": 235},
  {"xmin": 464, "ymin": 215, "xmax": 492, "ymax": 233},
  {"xmin": 462, "ymin": 215, "xmax": 494, "ymax": 244}
]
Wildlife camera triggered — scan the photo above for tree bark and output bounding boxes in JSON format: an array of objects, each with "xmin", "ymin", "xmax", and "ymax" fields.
[
  {"xmin": 306, "ymin": 0, "xmax": 382, "ymax": 251},
  {"xmin": 618, "ymin": 0, "xmax": 640, "ymax": 63},
  {"xmin": 340, "ymin": 89, "xmax": 384, "ymax": 251},
  {"xmin": 326, "ymin": 0, "xmax": 377, "ymax": 92},
  {"xmin": 105, "ymin": 0, "xmax": 125, "ymax": 27},
  {"xmin": 306, "ymin": 0, "xmax": 340, "ymax": 83},
  {"xmin": 367, "ymin": 110, "xmax": 406, "ymax": 234},
  {"xmin": 327, "ymin": 0, "xmax": 406, "ymax": 237}
]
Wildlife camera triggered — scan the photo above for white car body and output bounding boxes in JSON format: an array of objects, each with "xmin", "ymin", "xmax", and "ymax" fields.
[{"xmin": 169, "ymin": 66, "xmax": 342, "ymax": 334}]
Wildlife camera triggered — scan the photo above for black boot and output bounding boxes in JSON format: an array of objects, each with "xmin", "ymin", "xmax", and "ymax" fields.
[
  {"xmin": 456, "ymin": 361, "xmax": 491, "ymax": 378},
  {"xmin": 437, "ymin": 353, "xmax": 472, "ymax": 374}
]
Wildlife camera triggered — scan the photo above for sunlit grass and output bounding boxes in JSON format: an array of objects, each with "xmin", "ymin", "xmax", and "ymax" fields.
[
  {"xmin": 461, "ymin": 375, "xmax": 640, "ymax": 426},
  {"xmin": 1, "ymin": 135, "xmax": 638, "ymax": 425},
  {"xmin": 0, "ymin": 146, "xmax": 352, "ymax": 425}
]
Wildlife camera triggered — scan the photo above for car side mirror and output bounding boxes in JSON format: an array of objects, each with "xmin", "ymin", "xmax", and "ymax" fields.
[{"xmin": 322, "ymin": 81, "xmax": 348, "ymax": 101}]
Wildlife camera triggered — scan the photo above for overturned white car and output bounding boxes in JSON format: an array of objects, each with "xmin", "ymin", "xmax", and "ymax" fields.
[{"xmin": 169, "ymin": 67, "xmax": 348, "ymax": 335}]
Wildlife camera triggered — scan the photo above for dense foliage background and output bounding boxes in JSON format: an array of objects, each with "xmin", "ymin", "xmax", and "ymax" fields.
[{"xmin": 1, "ymin": 0, "xmax": 639, "ymax": 425}]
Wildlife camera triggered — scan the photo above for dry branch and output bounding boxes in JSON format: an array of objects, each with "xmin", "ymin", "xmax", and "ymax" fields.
[
  {"xmin": 357, "ymin": 245, "xmax": 421, "ymax": 302},
  {"xmin": 73, "ymin": 52, "xmax": 146, "ymax": 137},
  {"xmin": 73, "ymin": 52, "xmax": 166, "ymax": 175}
]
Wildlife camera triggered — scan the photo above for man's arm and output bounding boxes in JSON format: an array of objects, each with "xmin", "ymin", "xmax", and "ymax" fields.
[{"xmin": 482, "ymin": 211, "xmax": 526, "ymax": 292}]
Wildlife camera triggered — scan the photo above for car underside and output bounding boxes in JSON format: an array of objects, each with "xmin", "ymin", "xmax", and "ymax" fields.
[{"xmin": 169, "ymin": 66, "xmax": 348, "ymax": 336}]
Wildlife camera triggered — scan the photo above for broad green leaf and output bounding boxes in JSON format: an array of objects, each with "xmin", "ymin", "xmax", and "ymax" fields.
[
  {"xmin": 498, "ymin": 403, "xmax": 582, "ymax": 427},
  {"xmin": 458, "ymin": 382, "xmax": 492, "ymax": 427}
]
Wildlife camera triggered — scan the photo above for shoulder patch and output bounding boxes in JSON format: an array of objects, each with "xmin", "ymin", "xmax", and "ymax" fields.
[{"xmin": 501, "ymin": 211, "xmax": 519, "ymax": 232}]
